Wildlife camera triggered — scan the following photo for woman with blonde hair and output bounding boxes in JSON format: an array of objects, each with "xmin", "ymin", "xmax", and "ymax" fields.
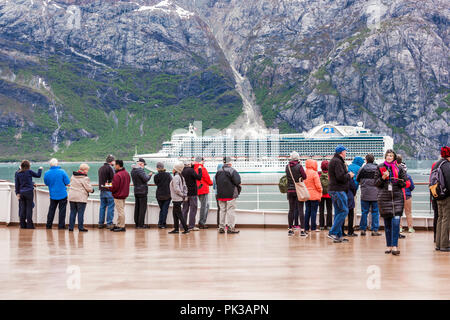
[{"xmin": 68, "ymin": 163, "xmax": 94, "ymax": 232}]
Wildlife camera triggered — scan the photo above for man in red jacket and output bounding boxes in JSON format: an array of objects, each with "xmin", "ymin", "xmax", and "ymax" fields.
[
  {"xmin": 194, "ymin": 156, "xmax": 213, "ymax": 229},
  {"xmin": 111, "ymin": 160, "xmax": 131, "ymax": 232}
]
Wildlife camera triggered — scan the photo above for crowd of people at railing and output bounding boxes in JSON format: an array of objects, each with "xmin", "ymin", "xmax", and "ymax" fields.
[{"xmin": 12, "ymin": 144, "xmax": 450, "ymax": 254}]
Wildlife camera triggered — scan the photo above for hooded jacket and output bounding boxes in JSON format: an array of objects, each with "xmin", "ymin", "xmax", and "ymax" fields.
[
  {"xmin": 348, "ymin": 157, "xmax": 364, "ymax": 190},
  {"xmin": 356, "ymin": 162, "xmax": 379, "ymax": 202},
  {"xmin": 131, "ymin": 164, "xmax": 151, "ymax": 197},
  {"xmin": 374, "ymin": 162, "xmax": 407, "ymax": 218},
  {"xmin": 304, "ymin": 159, "xmax": 322, "ymax": 201},
  {"xmin": 111, "ymin": 168, "xmax": 131, "ymax": 200},
  {"xmin": 170, "ymin": 172, "xmax": 188, "ymax": 202},
  {"xmin": 328, "ymin": 153, "xmax": 351, "ymax": 192},
  {"xmin": 194, "ymin": 163, "xmax": 213, "ymax": 195},
  {"xmin": 285, "ymin": 160, "xmax": 307, "ymax": 193},
  {"xmin": 68, "ymin": 172, "xmax": 94, "ymax": 203}
]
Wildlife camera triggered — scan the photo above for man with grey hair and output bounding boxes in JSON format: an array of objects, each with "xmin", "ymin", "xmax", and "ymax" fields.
[
  {"xmin": 44, "ymin": 158, "xmax": 70, "ymax": 229},
  {"xmin": 215, "ymin": 156, "xmax": 241, "ymax": 234}
]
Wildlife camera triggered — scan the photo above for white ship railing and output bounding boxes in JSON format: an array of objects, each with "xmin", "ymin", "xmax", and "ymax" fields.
[{"xmin": 0, "ymin": 180, "xmax": 435, "ymax": 228}]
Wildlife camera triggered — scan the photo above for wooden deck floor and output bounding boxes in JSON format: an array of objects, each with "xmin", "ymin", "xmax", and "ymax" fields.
[{"xmin": 0, "ymin": 226, "xmax": 448, "ymax": 300}]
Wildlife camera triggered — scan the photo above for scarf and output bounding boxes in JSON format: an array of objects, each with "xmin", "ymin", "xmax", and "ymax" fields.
[{"xmin": 384, "ymin": 160, "xmax": 399, "ymax": 182}]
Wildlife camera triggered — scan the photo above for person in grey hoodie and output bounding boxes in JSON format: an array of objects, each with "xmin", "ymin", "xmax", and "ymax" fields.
[
  {"xmin": 169, "ymin": 162, "xmax": 190, "ymax": 234},
  {"xmin": 356, "ymin": 154, "xmax": 381, "ymax": 236}
]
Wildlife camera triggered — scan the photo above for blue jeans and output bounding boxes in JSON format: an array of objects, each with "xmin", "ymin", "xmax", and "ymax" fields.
[
  {"xmin": 360, "ymin": 200, "xmax": 380, "ymax": 231},
  {"xmin": 69, "ymin": 202, "xmax": 87, "ymax": 230},
  {"xmin": 328, "ymin": 191, "xmax": 348, "ymax": 238},
  {"xmin": 384, "ymin": 216, "xmax": 401, "ymax": 247},
  {"xmin": 99, "ymin": 190, "xmax": 115, "ymax": 225},
  {"xmin": 198, "ymin": 194, "xmax": 210, "ymax": 225},
  {"xmin": 305, "ymin": 200, "xmax": 319, "ymax": 231},
  {"xmin": 157, "ymin": 199, "xmax": 171, "ymax": 227}
]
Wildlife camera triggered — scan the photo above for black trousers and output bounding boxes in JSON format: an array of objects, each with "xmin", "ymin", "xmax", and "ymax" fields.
[
  {"xmin": 216, "ymin": 195, "xmax": 220, "ymax": 227},
  {"xmin": 287, "ymin": 192, "xmax": 305, "ymax": 229},
  {"xmin": 134, "ymin": 196, "xmax": 148, "ymax": 227},
  {"xmin": 173, "ymin": 201, "xmax": 188, "ymax": 231},
  {"xmin": 46, "ymin": 198, "xmax": 67, "ymax": 228},
  {"xmin": 432, "ymin": 198, "xmax": 438, "ymax": 242},
  {"xmin": 342, "ymin": 208, "xmax": 355, "ymax": 234},
  {"xmin": 319, "ymin": 197, "xmax": 333, "ymax": 228},
  {"xmin": 19, "ymin": 191, "xmax": 34, "ymax": 228}
]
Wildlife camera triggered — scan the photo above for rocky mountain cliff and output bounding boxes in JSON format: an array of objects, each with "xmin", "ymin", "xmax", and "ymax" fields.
[{"xmin": 0, "ymin": 0, "xmax": 448, "ymax": 161}]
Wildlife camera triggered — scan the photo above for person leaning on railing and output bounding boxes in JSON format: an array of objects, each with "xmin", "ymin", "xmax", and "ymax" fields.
[
  {"xmin": 44, "ymin": 158, "xmax": 70, "ymax": 230},
  {"xmin": 14, "ymin": 160, "xmax": 42, "ymax": 229},
  {"xmin": 374, "ymin": 149, "xmax": 406, "ymax": 256},
  {"xmin": 110, "ymin": 160, "xmax": 131, "ymax": 232},
  {"xmin": 434, "ymin": 146, "xmax": 450, "ymax": 252},
  {"xmin": 68, "ymin": 163, "xmax": 94, "ymax": 232}
]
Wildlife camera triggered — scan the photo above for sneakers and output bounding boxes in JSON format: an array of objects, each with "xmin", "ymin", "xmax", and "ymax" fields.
[
  {"xmin": 288, "ymin": 229, "xmax": 294, "ymax": 236},
  {"xmin": 371, "ymin": 231, "xmax": 382, "ymax": 236},
  {"xmin": 168, "ymin": 230, "xmax": 179, "ymax": 234},
  {"xmin": 408, "ymin": 228, "xmax": 415, "ymax": 233},
  {"xmin": 327, "ymin": 234, "xmax": 341, "ymax": 242},
  {"xmin": 227, "ymin": 229, "xmax": 240, "ymax": 234},
  {"xmin": 399, "ymin": 233, "xmax": 406, "ymax": 239},
  {"xmin": 300, "ymin": 231, "xmax": 307, "ymax": 237},
  {"xmin": 219, "ymin": 228, "xmax": 225, "ymax": 234},
  {"xmin": 392, "ymin": 250, "xmax": 401, "ymax": 256}
]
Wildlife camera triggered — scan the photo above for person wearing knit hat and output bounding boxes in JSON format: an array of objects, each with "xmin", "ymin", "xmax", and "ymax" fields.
[
  {"xmin": 289, "ymin": 151, "xmax": 300, "ymax": 161},
  {"xmin": 319, "ymin": 160, "xmax": 332, "ymax": 230},
  {"xmin": 434, "ymin": 146, "xmax": 450, "ymax": 252},
  {"xmin": 168, "ymin": 162, "xmax": 189, "ymax": 234}
]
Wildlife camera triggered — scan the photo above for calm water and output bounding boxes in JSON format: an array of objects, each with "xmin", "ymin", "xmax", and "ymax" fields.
[{"xmin": 0, "ymin": 160, "xmax": 437, "ymax": 213}]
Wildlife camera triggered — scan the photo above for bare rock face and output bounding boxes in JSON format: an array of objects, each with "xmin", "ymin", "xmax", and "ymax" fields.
[{"xmin": 0, "ymin": 0, "xmax": 448, "ymax": 160}]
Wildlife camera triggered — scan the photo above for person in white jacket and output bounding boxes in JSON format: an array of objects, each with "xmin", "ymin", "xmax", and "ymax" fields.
[{"xmin": 168, "ymin": 162, "xmax": 190, "ymax": 234}]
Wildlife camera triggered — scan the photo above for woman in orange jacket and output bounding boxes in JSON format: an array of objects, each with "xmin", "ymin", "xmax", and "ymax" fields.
[{"xmin": 304, "ymin": 159, "xmax": 323, "ymax": 232}]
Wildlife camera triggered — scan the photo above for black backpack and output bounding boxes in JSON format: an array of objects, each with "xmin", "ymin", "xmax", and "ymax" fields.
[{"xmin": 429, "ymin": 160, "xmax": 448, "ymax": 200}]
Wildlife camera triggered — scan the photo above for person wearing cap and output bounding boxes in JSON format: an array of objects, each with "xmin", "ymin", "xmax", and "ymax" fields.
[
  {"xmin": 169, "ymin": 162, "xmax": 190, "ymax": 234},
  {"xmin": 434, "ymin": 146, "xmax": 450, "ymax": 252},
  {"xmin": 215, "ymin": 156, "xmax": 241, "ymax": 234},
  {"xmin": 181, "ymin": 160, "xmax": 202, "ymax": 231},
  {"xmin": 131, "ymin": 158, "xmax": 153, "ymax": 229},
  {"xmin": 98, "ymin": 154, "xmax": 116, "ymax": 229},
  {"xmin": 154, "ymin": 162, "xmax": 172, "ymax": 229},
  {"xmin": 194, "ymin": 156, "xmax": 213, "ymax": 229},
  {"xmin": 327, "ymin": 145, "xmax": 354, "ymax": 243}
]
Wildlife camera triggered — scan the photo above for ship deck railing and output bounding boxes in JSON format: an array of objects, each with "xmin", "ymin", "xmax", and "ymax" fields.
[{"xmin": 0, "ymin": 180, "xmax": 436, "ymax": 229}]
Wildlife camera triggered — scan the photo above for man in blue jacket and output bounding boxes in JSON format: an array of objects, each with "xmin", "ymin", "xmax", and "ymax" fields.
[{"xmin": 44, "ymin": 158, "xmax": 70, "ymax": 229}]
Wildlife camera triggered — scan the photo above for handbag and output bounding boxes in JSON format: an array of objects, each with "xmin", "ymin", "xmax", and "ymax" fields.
[{"xmin": 288, "ymin": 165, "xmax": 310, "ymax": 201}]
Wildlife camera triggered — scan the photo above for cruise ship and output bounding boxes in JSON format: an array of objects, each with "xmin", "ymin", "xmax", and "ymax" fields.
[{"xmin": 133, "ymin": 122, "xmax": 393, "ymax": 173}]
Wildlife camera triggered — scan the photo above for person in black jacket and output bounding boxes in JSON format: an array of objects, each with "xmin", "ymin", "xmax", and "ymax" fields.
[
  {"xmin": 374, "ymin": 149, "xmax": 407, "ymax": 256},
  {"xmin": 131, "ymin": 158, "xmax": 153, "ymax": 229},
  {"xmin": 98, "ymin": 155, "xmax": 116, "ymax": 229},
  {"xmin": 182, "ymin": 161, "xmax": 202, "ymax": 231},
  {"xmin": 215, "ymin": 157, "xmax": 241, "ymax": 234},
  {"xmin": 154, "ymin": 162, "xmax": 172, "ymax": 229},
  {"xmin": 15, "ymin": 160, "xmax": 42, "ymax": 229},
  {"xmin": 285, "ymin": 151, "xmax": 307, "ymax": 237},
  {"xmin": 327, "ymin": 145, "xmax": 354, "ymax": 243}
]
